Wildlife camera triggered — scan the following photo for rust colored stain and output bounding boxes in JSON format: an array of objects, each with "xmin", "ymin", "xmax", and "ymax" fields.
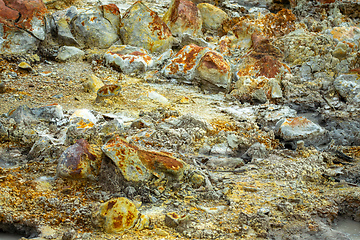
[
  {"xmin": 148, "ymin": 10, "xmax": 172, "ymax": 40},
  {"xmin": 113, "ymin": 214, "xmax": 124, "ymax": 229},
  {"xmin": 106, "ymin": 136, "xmax": 139, "ymax": 151},
  {"xmin": 76, "ymin": 119, "xmax": 95, "ymax": 129},
  {"xmin": 0, "ymin": 0, "xmax": 19, "ymax": 22},
  {"xmin": 2, "ymin": 0, "xmax": 47, "ymax": 31},
  {"xmin": 90, "ymin": 16, "xmax": 97, "ymax": 22},
  {"xmin": 317, "ymin": 0, "xmax": 335, "ymax": 3},
  {"xmin": 107, "ymin": 200, "xmax": 116, "ymax": 210},
  {"xmin": 97, "ymin": 85, "xmax": 121, "ymax": 97},
  {"xmin": 169, "ymin": 0, "xmax": 200, "ymax": 29},
  {"xmin": 199, "ymin": 52, "xmax": 229, "ymax": 73},
  {"xmin": 125, "ymin": 210, "xmax": 136, "ymax": 227},
  {"xmin": 135, "ymin": 166, "xmax": 143, "ymax": 174},
  {"xmin": 168, "ymin": 44, "xmax": 204, "ymax": 74},
  {"xmin": 100, "ymin": 4, "xmax": 120, "ymax": 15},
  {"xmin": 256, "ymin": 55, "xmax": 282, "ymax": 78},
  {"xmin": 283, "ymin": 117, "xmax": 312, "ymax": 128},
  {"xmin": 137, "ymin": 149, "xmax": 183, "ymax": 171},
  {"xmin": 251, "ymin": 33, "xmax": 282, "ymax": 59},
  {"xmin": 81, "ymin": 21, "xmax": 85, "ymax": 26}
]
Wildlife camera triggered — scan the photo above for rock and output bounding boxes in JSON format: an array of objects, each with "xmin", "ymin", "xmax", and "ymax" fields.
[
  {"xmin": 82, "ymin": 74, "xmax": 104, "ymax": 93},
  {"xmin": 147, "ymin": 91, "xmax": 170, "ymax": 106},
  {"xmin": 71, "ymin": 8, "xmax": 119, "ymax": 49},
  {"xmin": 101, "ymin": 135, "xmax": 187, "ymax": 182},
  {"xmin": 28, "ymin": 136, "xmax": 53, "ymax": 160},
  {"xmin": 0, "ymin": 0, "xmax": 47, "ymax": 40},
  {"xmin": 18, "ymin": 62, "xmax": 33, "ymax": 71},
  {"xmin": 69, "ymin": 109, "xmax": 97, "ymax": 127},
  {"xmin": 190, "ymin": 173, "xmax": 204, "ymax": 188},
  {"xmin": 332, "ymin": 42, "xmax": 351, "ymax": 60},
  {"xmin": 95, "ymin": 85, "xmax": 122, "ymax": 103},
  {"xmin": 195, "ymin": 51, "xmax": 231, "ymax": 91},
  {"xmin": 57, "ymin": 139, "xmax": 102, "ymax": 179},
  {"xmin": 205, "ymin": 157, "xmax": 244, "ymax": 169},
  {"xmin": 51, "ymin": 6, "xmax": 79, "ymax": 46},
  {"xmin": 56, "ymin": 46, "xmax": 85, "ymax": 62},
  {"xmin": 101, "ymin": 136, "xmax": 151, "ymax": 182},
  {"xmin": 31, "ymin": 103, "xmax": 64, "ymax": 121},
  {"xmin": 0, "ymin": 122, "xmax": 7, "ymax": 142},
  {"xmin": 104, "ymin": 45, "xmax": 153, "ymax": 74},
  {"xmin": 162, "ymin": 44, "xmax": 230, "ymax": 90},
  {"xmin": 197, "ymin": 3, "xmax": 228, "ymax": 34},
  {"xmin": 98, "ymin": 197, "xmax": 143, "ymax": 233},
  {"xmin": 120, "ymin": 1, "xmax": 174, "ymax": 53},
  {"xmin": 334, "ymin": 74, "xmax": 360, "ymax": 104},
  {"xmin": 162, "ymin": 44, "xmax": 210, "ymax": 83},
  {"xmin": 99, "ymin": 4, "xmax": 121, "ymax": 35},
  {"xmin": 8, "ymin": 105, "xmax": 37, "ymax": 124},
  {"xmin": 163, "ymin": 0, "xmax": 202, "ymax": 37},
  {"xmin": 0, "ymin": 0, "xmax": 47, "ymax": 54},
  {"xmin": 326, "ymin": 26, "xmax": 360, "ymax": 51},
  {"xmin": 275, "ymin": 117, "xmax": 329, "ymax": 146},
  {"xmin": 164, "ymin": 212, "xmax": 189, "ymax": 228},
  {"xmin": 242, "ymin": 143, "xmax": 268, "ymax": 162}
]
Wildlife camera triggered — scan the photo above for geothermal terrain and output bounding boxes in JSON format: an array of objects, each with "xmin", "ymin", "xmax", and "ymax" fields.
[{"xmin": 0, "ymin": 0, "xmax": 360, "ymax": 239}]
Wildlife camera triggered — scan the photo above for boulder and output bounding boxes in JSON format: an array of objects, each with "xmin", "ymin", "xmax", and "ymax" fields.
[
  {"xmin": 162, "ymin": 44, "xmax": 231, "ymax": 90},
  {"xmin": 120, "ymin": 1, "xmax": 174, "ymax": 53},
  {"xmin": 98, "ymin": 197, "xmax": 148, "ymax": 233},
  {"xmin": 56, "ymin": 46, "xmax": 85, "ymax": 62},
  {"xmin": 101, "ymin": 136, "xmax": 187, "ymax": 182},
  {"xmin": 275, "ymin": 117, "xmax": 329, "ymax": 146},
  {"xmin": 31, "ymin": 103, "xmax": 64, "ymax": 121},
  {"xmin": 71, "ymin": 8, "xmax": 119, "ymax": 49},
  {"xmin": 56, "ymin": 139, "xmax": 102, "ymax": 179},
  {"xmin": 163, "ymin": 0, "xmax": 202, "ymax": 37},
  {"xmin": 104, "ymin": 45, "xmax": 154, "ymax": 74},
  {"xmin": 197, "ymin": 3, "xmax": 228, "ymax": 34}
]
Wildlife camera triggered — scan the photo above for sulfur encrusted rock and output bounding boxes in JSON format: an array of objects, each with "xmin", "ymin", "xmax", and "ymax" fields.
[
  {"xmin": 120, "ymin": 1, "xmax": 174, "ymax": 53},
  {"xmin": 197, "ymin": 3, "xmax": 228, "ymax": 34}
]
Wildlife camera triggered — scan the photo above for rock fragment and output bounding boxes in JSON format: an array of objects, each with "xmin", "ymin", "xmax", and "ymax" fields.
[
  {"xmin": 57, "ymin": 139, "xmax": 102, "ymax": 179},
  {"xmin": 120, "ymin": 1, "xmax": 174, "ymax": 53},
  {"xmin": 334, "ymin": 74, "xmax": 360, "ymax": 104},
  {"xmin": 197, "ymin": 3, "xmax": 228, "ymax": 34}
]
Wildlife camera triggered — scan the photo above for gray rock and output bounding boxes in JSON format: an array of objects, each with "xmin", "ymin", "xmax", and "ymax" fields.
[
  {"xmin": 28, "ymin": 136, "xmax": 53, "ymax": 160},
  {"xmin": 31, "ymin": 104, "xmax": 64, "ymax": 121},
  {"xmin": 275, "ymin": 117, "xmax": 329, "ymax": 146},
  {"xmin": 51, "ymin": 6, "xmax": 79, "ymax": 46},
  {"xmin": 56, "ymin": 46, "xmax": 85, "ymax": 62},
  {"xmin": 71, "ymin": 9, "xmax": 119, "ymax": 49},
  {"xmin": 0, "ymin": 25, "xmax": 39, "ymax": 54},
  {"xmin": 8, "ymin": 105, "xmax": 37, "ymax": 124},
  {"xmin": 334, "ymin": 74, "xmax": 360, "ymax": 103},
  {"xmin": 205, "ymin": 157, "xmax": 244, "ymax": 169}
]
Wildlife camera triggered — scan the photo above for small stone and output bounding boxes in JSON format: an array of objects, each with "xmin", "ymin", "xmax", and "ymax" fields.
[
  {"xmin": 56, "ymin": 46, "xmax": 85, "ymax": 62},
  {"xmin": 96, "ymin": 84, "xmax": 122, "ymax": 103},
  {"xmin": 31, "ymin": 103, "xmax": 64, "ymax": 121},
  {"xmin": 83, "ymin": 74, "xmax": 104, "ymax": 93},
  {"xmin": 190, "ymin": 173, "xmax": 204, "ymax": 188},
  {"xmin": 18, "ymin": 62, "xmax": 33, "ymax": 71},
  {"xmin": 165, "ymin": 212, "xmax": 189, "ymax": 228}
]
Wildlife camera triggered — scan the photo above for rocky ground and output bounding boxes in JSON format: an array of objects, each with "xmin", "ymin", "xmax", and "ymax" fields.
[{"xmin": 1, "ymin": 0, "xmax": 360, "ymax": 239}]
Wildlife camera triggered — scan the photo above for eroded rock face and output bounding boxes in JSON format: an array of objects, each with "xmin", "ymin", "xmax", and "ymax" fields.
[
  {"xmin": 57, "ymin": 139, "xmax": 102, "ymax": 179},
  {"xmin": 334, "ymin": 74, "xmax": 360, "ymax": 104},
  {"xmin": 120, "ymin": 1, "xmax": 174, "ymax": 53},
  {"xmin": 104, "ymin": 45, "xmax": 154, "ymax": 74},
  {"xmin": 163, "ymin": 0, "xmax": 202, "ymax": 37}
]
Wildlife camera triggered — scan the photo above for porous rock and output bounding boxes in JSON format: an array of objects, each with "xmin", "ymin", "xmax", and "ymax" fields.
[
  {"xmin": 334, "ymin": 74, "xmax": 360, "ymax": 104},
  {"xmin": 120, "ymin": 1, "xmax": 174, "ymax": 53},
  {"xmin": 163, "ymin": 0, "xmax": 202, "ymax": 37}
]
